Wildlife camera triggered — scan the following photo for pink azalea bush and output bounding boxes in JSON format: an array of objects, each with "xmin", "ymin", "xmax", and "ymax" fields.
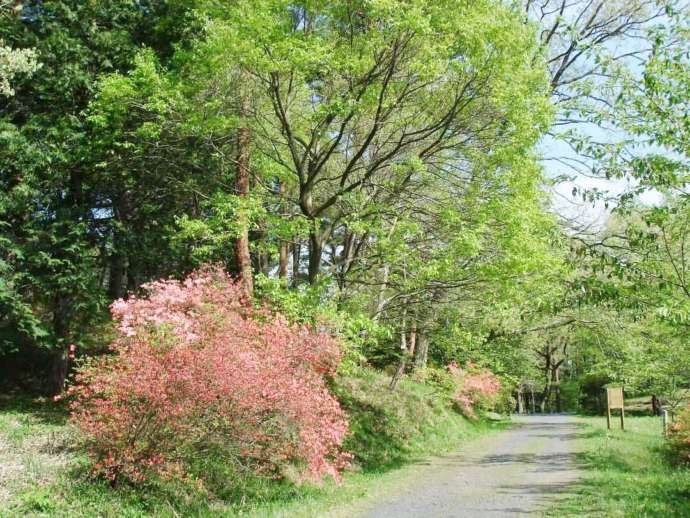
[
  {"xmin": 447, "ymin": 362, "xmax": 502, "ymax": 419},
  {"xmin": 68, "ymin": 266, "xmax": 350, "ymax": 484},
  {"xmin": 669, "ymin": 405, "xmax": 690, "ymax": 464}
]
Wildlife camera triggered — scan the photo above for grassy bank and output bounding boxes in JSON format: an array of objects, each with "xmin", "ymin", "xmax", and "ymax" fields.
[
  {"xmin": 0, "ymin": 368, "xmax": 506, "ymax": 517},
  {"xmin": 545, "ymin": 416, "xmax": 690, "ymax": 517}
]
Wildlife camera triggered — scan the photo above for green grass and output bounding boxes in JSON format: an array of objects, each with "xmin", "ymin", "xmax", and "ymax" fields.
[
  {"xmin": 545, "ymin": 416, "xmax": 690, "ymax": 517},
  {"xmin": 0, "ymin": 368, "xmax": 507, "ymax": 517},
  {"xmin": 0, "ymin": 395, "xmax": 71, "ymax": 512}
]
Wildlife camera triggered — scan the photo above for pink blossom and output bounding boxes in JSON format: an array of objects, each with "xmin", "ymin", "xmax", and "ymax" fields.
[
  {"xmin": 447, "ymin": 363, "xmax": 502, "ymax": 419},
  {"xmin": 70, "ymin": 266, "xmax": 349, "ymax": 484}
]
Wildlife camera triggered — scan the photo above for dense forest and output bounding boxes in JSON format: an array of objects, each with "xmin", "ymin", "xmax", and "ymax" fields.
[{"xmin": 1, "ymin": 0, "xmax": 690, "ymax": 515}]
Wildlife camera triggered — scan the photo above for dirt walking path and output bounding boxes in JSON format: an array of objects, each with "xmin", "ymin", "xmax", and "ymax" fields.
[{"xmin": 354, "ymin": 414, "xmax": 582, "ymax": 518}]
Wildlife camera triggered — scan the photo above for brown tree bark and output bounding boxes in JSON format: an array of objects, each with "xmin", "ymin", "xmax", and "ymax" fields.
[
  {"xmin": 48, "ymin": 348, "xmax": 69, "ymax": 396},
  {"xmin": 307, "ymin": 231, "xmax": 323, "ymax": 283},
  {"xmin": 279, "ymin": 242, "xmax": 289, "ymax": 279},
  {"xmin": 235, "ymin": 88, "xmax": 253, "ymax": 300}
]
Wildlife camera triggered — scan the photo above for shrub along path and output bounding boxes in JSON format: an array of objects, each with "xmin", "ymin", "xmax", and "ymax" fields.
[{"xmin": 349, "ymin": 415, "xmax": 582, "ymax": 518}]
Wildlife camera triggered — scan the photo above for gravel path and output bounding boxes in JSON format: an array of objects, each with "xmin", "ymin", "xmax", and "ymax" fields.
[{"xmin": 356, "ymin": 414, "xmax": 582, "ymax": 518}]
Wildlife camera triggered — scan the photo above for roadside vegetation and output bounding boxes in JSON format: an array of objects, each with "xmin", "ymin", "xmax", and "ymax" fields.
[
  {"xmin": 547, "ymin": 416, "xmax": 690, "ymax": 517},
  {"xmin": 1, "ymin": 372, "xmax": 507, "ymax": 517}
]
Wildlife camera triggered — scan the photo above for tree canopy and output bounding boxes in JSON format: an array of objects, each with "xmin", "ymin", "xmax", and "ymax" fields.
[{"xmin": 0, "ymin": 0, "xmax": 689, "ymax": 420}]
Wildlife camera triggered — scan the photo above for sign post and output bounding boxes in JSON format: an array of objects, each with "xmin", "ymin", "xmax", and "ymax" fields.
[{"xmin": 606, "ymin": 387, "xmax": 625, "ymax": 431}]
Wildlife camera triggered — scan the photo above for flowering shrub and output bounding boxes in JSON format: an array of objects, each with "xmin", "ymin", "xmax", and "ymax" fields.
[
  {"xmin": 447, "ymin": 362, "xmax": 502, "ymax": 419},
  {"xmin": 668, "ymin": 405, "xmax": 690, "ymax": 464},
  {"xmin": 68, "ymin": 266, "xmax": 350, "ymax": 484}
]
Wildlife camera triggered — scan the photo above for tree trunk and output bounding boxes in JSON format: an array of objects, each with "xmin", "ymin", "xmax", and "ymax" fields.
[
  {"xmin": 48, "ymin": 297, "xmax": 69, "ymax": 395},
  {"xmin": 308, "ymin": 231, "xmax": 323, "ymax": 283},
  {"xmin": 517, "ymin": 388, "xmax": 525, "ymax": 414},
  {"xmin": 48, "ymin": 348, "xmax": 68, "ymax": 396},
  {"xmin": 292, "ymin": 242, "xmax": 301, "ymax": 286},
  {"xmin": 414, "ymin": 332, "xmax": 429, "ymax": 369},
  {"xmin": 540, "ymin": 345, "xmax": 551, "ymax": 413},
  {"xmin": 554, "ymin": 367, "xmax": 561, "ymax": 413},
  {"xmin": 235, "ymin": 87, "xmax": 253, "ymax": 299},
  {"xmin": 540, "ymin": 384, "xmax": 550, "ymax": 413},
  {"xmin": 389, "ymin": 331, "xmax": 407, "ymax": 391},
  {"xmin": 531, "ymin": 387, "xmax": 536, "ymax": 414},
  {"xmin": 108, "ymin": 250, "xmax": 125, "ymax": 300},
  {"xmin": 408, "ymin": 320, "xmax": 417, "ymax": 357},
  {"xmin": 279, "ymin": 242, "xmax": 289, "ymax": 280},
  {"xmin": 389, "ymin": 309, "xmax": 408, "ymax": 391}
]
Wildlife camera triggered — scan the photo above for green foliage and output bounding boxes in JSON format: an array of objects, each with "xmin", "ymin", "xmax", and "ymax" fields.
[
  {"xmin": 0, "ymin": 0, "xmax": 689, "ymax": 512},
  {"xmin": 0, "ymin": 1, "xmax": 203, "ymax": 389},
  {"xmin": 254, "ymin": 275, "xmax": 390, "ymax": 374},
  {"xmin": 331, "ymin": 368, "xmax": 504, "ymax": 472}
]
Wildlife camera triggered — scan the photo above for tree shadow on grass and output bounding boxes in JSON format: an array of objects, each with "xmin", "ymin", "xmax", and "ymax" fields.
[
  {"xmin": 0, "ymin": 393, "xmax": 69, "ymax": 427},
  {"xmin": 545, "ymin": 421, "xmax": 690, "ymax": 517}
]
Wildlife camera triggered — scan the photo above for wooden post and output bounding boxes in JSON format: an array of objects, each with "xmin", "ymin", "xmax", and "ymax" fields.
[
  {"xmin": 607, "ymin": 405, "xmax": 611, "ymax": 430},
  {"xmin": 606, "ymin": 387, "xmax": 624, "ymax": 431}
]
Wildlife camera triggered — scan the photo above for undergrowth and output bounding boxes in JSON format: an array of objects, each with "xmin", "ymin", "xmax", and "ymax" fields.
[{"xmin": 1, "ymin": 368, "xmax": 503, "ymax": 517}]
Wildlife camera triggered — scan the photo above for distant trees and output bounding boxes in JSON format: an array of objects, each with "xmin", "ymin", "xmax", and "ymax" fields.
[{"xmin": 111, "ymin": 0, "xmax": 562, "ymax": 383}]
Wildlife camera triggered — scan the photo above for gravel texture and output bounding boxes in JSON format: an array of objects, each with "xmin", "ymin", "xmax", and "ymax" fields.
[{"xmin": 356, "ymin": 414, "xmax": 582, "ymax": 518}]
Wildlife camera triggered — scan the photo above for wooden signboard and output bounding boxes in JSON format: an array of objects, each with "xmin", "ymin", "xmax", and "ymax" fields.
[{"xmin": 606, "ymin": 387, "xmax": 625, "ymax": 430}]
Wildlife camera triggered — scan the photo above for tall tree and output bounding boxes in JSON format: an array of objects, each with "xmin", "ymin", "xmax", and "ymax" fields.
[
  {"xmin": 198, "ymin": 0, "xmax": 552, "ymax": 283},
  {"xmin": 0, "ymin": 0, "xmax": 200, "ymax": 393}
]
